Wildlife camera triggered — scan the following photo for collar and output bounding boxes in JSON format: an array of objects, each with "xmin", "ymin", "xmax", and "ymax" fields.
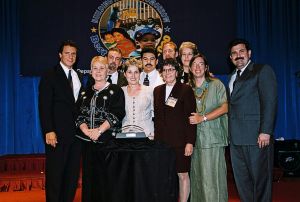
[
  {"xmin": 60, "ymin": 61, "xmax": 73, "ymax": 76},
  {"xmin": 236, "ymin": 60, "xmax": 251, "ymax": 76},
  {"xmin": 144, "ymin": 69, "xmax": 157, "ymax": 77},
  {"xmin": 110, "ymin": 71, "xmax": 118, "ymax": 79}
]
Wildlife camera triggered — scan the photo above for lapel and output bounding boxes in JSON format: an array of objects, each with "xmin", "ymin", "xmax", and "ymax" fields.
[
  {"xmin": 159, "ymin": 83, "xmax": 167, "ymax": 122},
  {"xmin": 117, "ymin": 71, "xmax": 128, "ymax": 87},
  {"xmin": 56, "ymin": 64, "xmax": 75, "ymax": 103},
  {"xmin": 169, "ymin": 82, "xmax": 180, "ymax": 99},
  {"xmin": 231, "ymin": 63, "xmax": 254, "ymax": 97}
]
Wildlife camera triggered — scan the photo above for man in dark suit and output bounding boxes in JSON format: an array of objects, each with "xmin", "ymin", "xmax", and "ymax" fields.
[
  {"xmin": 39, "ymin": 40, "xmax": 82, "ymax": 202},
  {"xmin": 228, "ymin": 38, "xmax": 277, "ymax": 202},
  {"xmin": 107, "ymin": 47, "xmax": 128, "ymax": 87}
]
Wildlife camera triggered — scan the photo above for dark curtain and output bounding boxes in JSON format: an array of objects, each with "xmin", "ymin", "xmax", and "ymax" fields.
[
  {"xmin": 235, "ymin": 0, "xmax": 300, "ymax": 140},
  {"xmin": 0, "ymin": 0, "xmax": 44, "ymax": 155},
  {"xmin": 0, "ymin": 0, "xmax": 299, "ymax": 155}
]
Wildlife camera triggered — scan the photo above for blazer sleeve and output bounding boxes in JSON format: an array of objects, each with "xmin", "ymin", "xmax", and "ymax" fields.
[
  {"xmin": 183, "ymin": 85, "xmax": 197, "ymax": 145},
  {"xmin": 258, "ymin": 65, "xmax": 278, "ymax": 135},
  {"xmin": 38, "ymin": 73, "xmax": 54, "ymax": 135}
]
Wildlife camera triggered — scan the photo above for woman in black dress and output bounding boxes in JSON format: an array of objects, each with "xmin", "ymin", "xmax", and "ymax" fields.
[{"xmin": 76, "ymin": 56, "xmax": 125, "ymax": 201}]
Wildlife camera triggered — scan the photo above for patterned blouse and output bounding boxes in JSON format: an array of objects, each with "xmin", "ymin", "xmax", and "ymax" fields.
[{"xmin": 76, "ymin": 83, "xmax": 125, "ymax": 142}]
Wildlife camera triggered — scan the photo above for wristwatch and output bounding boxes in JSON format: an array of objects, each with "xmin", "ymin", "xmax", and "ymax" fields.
[{"xmin": 203, "ymin": 115, "xmax": 208, "ymax": 122}]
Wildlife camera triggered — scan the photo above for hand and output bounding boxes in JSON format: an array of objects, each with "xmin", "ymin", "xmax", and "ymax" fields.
[
  {"xmin": 189, "ymin": 112, "xmax": 202, "ymax": 124},
  {"xmin": 184, "ymin": 143, "xmax": 193, "ymax": 156},
  {"xmin": 148, "ymin": 133, "xmax": 154, "ymax": 140},
  {"xmin": 89, "ymin": 128, "xmax": 101, "ymax": 141},
  {"xmin": 257, "ymin": 133, "xmax": 271, "ymax": 148},
  {"xmin": 82, "ymin": 128, "xmax": 92, "ymax": 137},
  {"xmin": 45, "ymin": 132, "xmax": 58, "ymax": 148}
]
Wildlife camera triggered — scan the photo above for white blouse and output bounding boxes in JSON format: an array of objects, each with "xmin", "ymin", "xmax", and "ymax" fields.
[{"xmin": 122, "ymin": 85, "xmax": 154, "ymax": 139}]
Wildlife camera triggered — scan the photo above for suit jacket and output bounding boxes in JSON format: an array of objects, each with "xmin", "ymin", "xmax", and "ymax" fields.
[
  {"xmin": 228, "ymin": 63, "xmax": 277, "ymax": 145},
  {"xmin": 154, "ymin": 82, "xmax": 196, "ymax": 148},
  {"xmin": 39, "ymin": 64, "xmax": 83, "ymax": 144},
  {"xmin": 117, "ymin": 70, "xmax": 128, "ymax": 87}
]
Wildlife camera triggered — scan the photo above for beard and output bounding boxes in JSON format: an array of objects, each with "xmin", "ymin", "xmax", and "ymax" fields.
[{"xmin": 108, "ymin": 62, "xmax": 117, "ymax": 71}]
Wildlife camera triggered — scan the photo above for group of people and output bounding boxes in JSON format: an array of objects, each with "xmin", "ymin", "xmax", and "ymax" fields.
[{"xmin": 39, "ymin": 38, "xmax": 277, "ymax": 202}]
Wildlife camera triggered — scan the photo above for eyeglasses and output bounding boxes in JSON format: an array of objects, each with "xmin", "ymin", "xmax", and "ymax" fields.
[{"xmin": 162, "ymin": 68, "xmax": 176, "ymax": 73}]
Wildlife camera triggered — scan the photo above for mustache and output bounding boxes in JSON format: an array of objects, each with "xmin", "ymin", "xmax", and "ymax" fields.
[
  {"xmin": 235, "ymin": 57, "xmax": 244, "ymax": 61},
  {"xmin": 145, "ymin": 64, "xmax": 153, "ymax": 67},
  {"xmin": 108, "ymin": 62, "xmax": 117, "ymax": 68}
]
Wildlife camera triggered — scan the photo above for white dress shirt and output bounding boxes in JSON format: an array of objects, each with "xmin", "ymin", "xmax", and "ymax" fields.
[
  {"xmin": 60, "ymin": 62, "xmax": 81, "ymax": 101},
  {"xmin": 139, "ymin": 69, "xmax": 164, "ymax": 89},
  {"xmin": 109, "ymin": 71, "xmax": 119, "ymax": 84},
  {"xmin": 229, "ymin": 60, "xmax": 251, "ymax": 94}
]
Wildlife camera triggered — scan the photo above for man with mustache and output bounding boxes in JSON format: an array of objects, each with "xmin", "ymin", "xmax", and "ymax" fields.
[
  {"xmin": 107, "ymin": 47, "xmax": 128, "ymax": 87},
  {"xmin": 228, "ymin": 38, "xmax": 277, "ymax": 202},
  {"xmin": 139, "ymin": 47, "xmax": 164, "ymax": 89}
]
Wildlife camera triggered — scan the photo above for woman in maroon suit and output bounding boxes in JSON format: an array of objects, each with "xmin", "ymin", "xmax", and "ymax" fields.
[{"xmin": 154, "ymin": 58, "xmax": 196, "ymax": 202}]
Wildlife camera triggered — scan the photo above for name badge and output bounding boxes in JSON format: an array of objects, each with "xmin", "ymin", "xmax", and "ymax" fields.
[{"xmin": 166, "ymin": 97, "xmax": 177, "ymax": 107}]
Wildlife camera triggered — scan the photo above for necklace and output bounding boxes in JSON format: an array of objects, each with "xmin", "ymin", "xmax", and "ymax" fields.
[{"xmin": 194, "ymin": 81, "xmax": 209, "ymax": 114}]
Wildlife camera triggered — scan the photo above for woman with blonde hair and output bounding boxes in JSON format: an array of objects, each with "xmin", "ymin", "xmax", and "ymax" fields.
[
  {"xmin": 178, "ymin": 42, "xmax": 198, "ymax": 83},
  {"xmin": 76, "ymin": 56, "xmax": 125, "ymax": 201}
]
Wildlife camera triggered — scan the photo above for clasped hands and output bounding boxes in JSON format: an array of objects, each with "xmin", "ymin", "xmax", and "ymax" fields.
[{"xmin": 82, "ymin": 128, "xmax": 101, "ymax": 141}]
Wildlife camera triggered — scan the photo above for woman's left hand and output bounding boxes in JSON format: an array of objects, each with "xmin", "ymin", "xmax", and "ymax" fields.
[{"xmin": 184, "ymin": 143, "xmax": 193, "ymax": 156}]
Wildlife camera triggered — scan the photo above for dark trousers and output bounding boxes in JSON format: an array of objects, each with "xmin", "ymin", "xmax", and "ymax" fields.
[
  {"xmin": 230, "ymin": 143, "xmax": 274, "ymax": 202},
  {"xmin": 45, "ymin": 139, "xmax": 81, "ymax": 202}
]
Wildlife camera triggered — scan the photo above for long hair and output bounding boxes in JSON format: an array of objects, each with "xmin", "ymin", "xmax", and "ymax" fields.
[{"xmin": 188, "ymin": 53, "xmax": 213, "ymax": 88}]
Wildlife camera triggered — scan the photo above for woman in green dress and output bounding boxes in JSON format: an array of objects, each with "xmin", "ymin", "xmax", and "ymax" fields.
[{"xmin": 188, "ymin": 53, "xmax": 228, "ymax": 202}]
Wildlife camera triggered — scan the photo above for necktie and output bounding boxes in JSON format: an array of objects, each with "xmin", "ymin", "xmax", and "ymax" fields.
[
  {"xmin": 107, "ymin": 75, "xmax": 112, "ymax": 83},
  {"xmin": 143, "ymin": 74, "xmax": 149, "ymax": 86},
  {"xmin": 232, "ymin": 70, "xmax": 241, "ymax": 90},
  {"xmin": 68, "ymin": 69, "xmax": 73, "ymax": 92}
]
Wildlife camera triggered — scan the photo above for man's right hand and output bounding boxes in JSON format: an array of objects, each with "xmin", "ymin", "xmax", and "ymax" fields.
[{"xmin": 45, "ymin": 132, "xmax": 58, "ymax": 147}]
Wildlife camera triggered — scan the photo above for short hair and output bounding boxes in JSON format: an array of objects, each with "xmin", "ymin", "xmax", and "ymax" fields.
[
  {"xmin": 123, "ymin": 58, "xmax": 142, "ymax": 72},
  {"xmin": 163, "ymin": 41, "xmax": 178, "ymax": 52},
  {"xmin": 58, "ymin": 40, "xmax": 78, "ymax": 53},
  {"xmin": 108, "ymin": 47, "xmax": 122, "ymax": 56},
  {"xmin": 228, "ymin": 38, "xmax": 251, "ymax": 55},
  {"xmin": 140, "ymin": 47, "xmax": 158, "ymax": 59},
  {"xmin": 162, "ymin": 58, "xmax": 180, "ymax": 72},
  {"xmin": 179, "ymin": 41, "xmax": 198, "ymax": 56},
  {"xmin": 90, "ymin": 56, "xmax": 108, "ymax": 69}
]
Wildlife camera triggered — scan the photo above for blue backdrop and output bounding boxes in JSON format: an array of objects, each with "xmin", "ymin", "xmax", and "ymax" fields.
[{"xmin": 1, "ymin": 0, "xmax": 299, "ymax": 155}]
